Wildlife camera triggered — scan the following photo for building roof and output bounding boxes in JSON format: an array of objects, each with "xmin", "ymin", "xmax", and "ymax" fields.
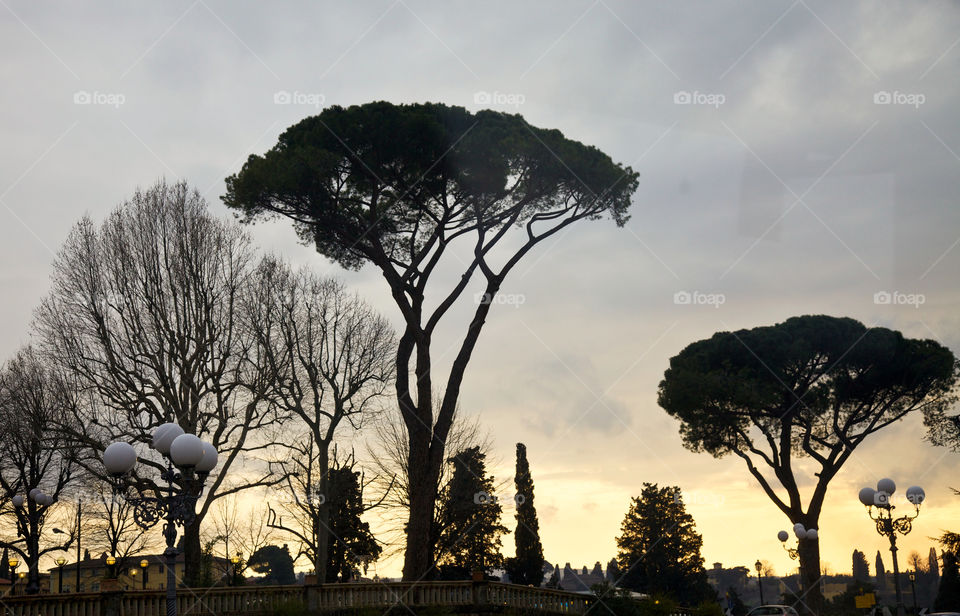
[{"xmin": 49, "ymin": 553, "xmax": 229, "ymax": 573}]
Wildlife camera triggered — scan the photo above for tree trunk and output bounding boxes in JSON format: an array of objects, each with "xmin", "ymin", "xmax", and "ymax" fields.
[
  {"xmin": 402, "ymin": 433, "xmax": 441, "ymax": 581},
  {"xmin": 315, "ymin": 444, "xmax": 330, "ymax": 583},
  {"xmin": 183, "ymin": 516, "xmax": 202, "ymax": 586},
  {"xmin": 797, "ymin": 536, "xmax": 824, "ymax": 616}
]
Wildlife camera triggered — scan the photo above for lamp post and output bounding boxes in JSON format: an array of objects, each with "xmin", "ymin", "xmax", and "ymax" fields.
[
  {"xmin": 55, "ymin": 557, "xmax": 66, "ymax": 593},
  {"xmin": 8, "ymin": 557, "xmax": 19, "ymax": 595},
  {"xmin": 229, "ymin": 553, "xmax": 241, "ymax": 586},
  {"xmin": 858, "ymin": 478, "xmax": 925, "ymax": 616},
  {"xmin": 755, "ymin": 559, "xmax": 766, "ymax": 605},
  {"xmin": 9, "ymin": 488, "xmax": 57, "ymax": 594},
  {"xmin": 106, "ymin": 555, "xmax": 116, "ymax": 579},
  {"xmin": 140, "ymin": 559, "xmax": 149, "ymax": 590},
  {"xmin": 103, "ymin": 423, "xmax": 218, "ymax": 616},
  {"xmin": 777, "ymin": 525, "xmax": 818, "ymax": 598}
]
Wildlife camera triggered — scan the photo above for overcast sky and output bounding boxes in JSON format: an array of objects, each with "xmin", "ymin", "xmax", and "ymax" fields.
[{"xmin": 2, "ymin": 1, "xmax": 960, "ymax": 579}]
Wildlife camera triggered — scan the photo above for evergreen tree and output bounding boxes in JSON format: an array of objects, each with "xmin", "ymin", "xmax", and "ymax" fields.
[
  {"xmin": 325, "ymin": 467, "xmax": 382, "ymax": 582},
  {"xmin": 0, "ymin": 546, "xmax": 8, "ymax": 579},
  {"xmin": 504, "ymin": 443, "xmax": 544, "ymax": 586},
  {"xmin": 853, "ymin": 549, "xmax": 870, "ymax": 582},
  {"xmin": 727, "ymin": 586, "xmax": 748, "ymax": 616},
  {"xmin": 935, "ymin": 551, "xmax": 960, "ymax": 612},
  {"xmin": 615, "ymin": 483, "xmax": 713, "ymax": 602},
  {"xmin": 546, "ymin": 568, "xmax": 560, "ymax": 589},
  {"xmin": 248, "ymin": 545, "xmax": 296, "ymax": 585},
  {"xmin": 607, "ymin": 558, "xmax": 620, "ymax": 583},
  {"xmin": 876, "ymin": 551, "xmax": 888, "ymax": 590},
  {"xmin": 930, "ymin": 547, "xmax": 941, "ymax": 580},
  {"xmin": 435, "ymin": 447, "xmax": 508, "ymax": 577}
]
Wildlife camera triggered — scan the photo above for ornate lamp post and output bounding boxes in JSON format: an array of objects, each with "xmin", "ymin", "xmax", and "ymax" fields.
[
  {"xmin": 55, "ymin": 557, "xmax": 66, "ymax": 593},
  {"xmin": 755, "ymin": 559, "xmax": 766, "ymax": 605},
  {"xmin": 103, "ymin": 423, "xmax": 219, "ymax": 616},
  {"xmin": 858, "ymin": 478, "xmax": 925, "ymax": 616},
  {"xmin": 9, "ymin": 488, "xmax": 57, "ymax": 594},
  {"xmin": 777, "ymin": 525, "xmax": 817, "ymax": 597},
  {"xmin": 105, "ymin": 555, "xmax": 116, "ymax": 579},
  {"xmin": 140, "ymin": 559, "xmax": 149, "ymax": 590},
  {"xmin": 8, "ymin": 556, "xmax": 19, "ymax": 595}
]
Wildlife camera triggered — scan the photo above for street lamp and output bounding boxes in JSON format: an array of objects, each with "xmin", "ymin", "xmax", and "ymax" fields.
[
  {"xmin": 858, "ymin": 478, "xmax": 925, "ymax": 616},
  {"xmin": 229, "ymin": 552, "xmax": 241, "ymax": 586},
  {"xmin": 140, "ymin": 559, "xmax": 149, "ymax": 590},
  {"xmin": 105, "ymin": 555, "xmax": 116, "ymax": 579},
  {"xmin": 55, "ymin": 557, "xmax": 66, "ymax": 593},
  {"xmin": 9, "ymin": 488, "xmax": 57, "ymax": 594},
  {"xmin": 755, "ymin": 560, "xmax": 766, "ymax": 605},
  {"xmin": 8, "ymin": 557, "xmax": 19, "ymax": 595},
  {"xmin": 103, "ymin": 423, "xmax": 219, "ymax": 616}
]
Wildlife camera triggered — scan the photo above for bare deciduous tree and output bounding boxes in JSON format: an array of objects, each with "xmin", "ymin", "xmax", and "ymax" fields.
[
  {"xmin": 248, "ymin": 259, "xmax": 394, "ymax": 581},
  {"xmin": 36, "ymin": 180, "xmax": 287, "ymax": 584},
  {"xmin": 0, "ymin": 346, "xmax": 82, "ymax": 593}
]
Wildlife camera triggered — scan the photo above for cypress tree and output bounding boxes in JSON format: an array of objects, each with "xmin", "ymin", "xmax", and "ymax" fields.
[
  {"xmin": 505, "ymin": 443, "xmax": 545, "ymax": 586},
  {"xmin": 876, "ymin": 551, "xmax": 887, "ymax": 590},
  {"xmin": 935, "ymin": 551, "xmax": 960, "ymax": 611},
  {"xmin": 853, "ymin": 550, "xmax": 870, "ymax": 581}
]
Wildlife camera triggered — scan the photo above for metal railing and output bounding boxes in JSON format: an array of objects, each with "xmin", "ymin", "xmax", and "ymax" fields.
[{"xmin": 1, "ymin": 581, "xmax": 593, "ymax": 616}]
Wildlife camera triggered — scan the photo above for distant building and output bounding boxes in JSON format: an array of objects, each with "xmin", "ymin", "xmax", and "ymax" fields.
[
  {"xmin": 48, "ymin": 553, "xmax": 231, "ymax": 593},
  {"xmin": 557, "ymin": 562, "xmax": 605, "ymax": 592}
]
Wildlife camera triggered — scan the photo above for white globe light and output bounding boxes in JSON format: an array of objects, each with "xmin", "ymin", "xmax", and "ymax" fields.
[
  {"xmin": 11, "ymin": 494, "xmax": 24, "ymax": 508},
  {"xmin": 906, "ymin": 486, "xmax": 925, "ymax": 505},
  {"xmin": 103, "ymin": 442, "xmax": 138, "ymax": 476},
  {"xmin": 153, "ymin": 423, "xmax": 184, "ymax": 455},
  {"xmin": 169, "ymin": 434, "xmax": 204, "ymax": 468},
  {"xmin": 877, "ymin": 478, "xmax": 896, "ymax": 495},
  {"xmin": 777, "ymin": 530, "xmax": 789, "ymax": 542},
  {"xmin": 40, "ymin": 493, "xmax": 54, "ymax": 506},
  {"xmin": 28, "ymin": 488, "xmax": 42, "ymax": 501},
  {"xmin": 195, "ymin": 441, "xmax": 218, "ymax": 473},
  {"xmin": 858, "ymin": 487, "xmax": 876, "ymax": 506},
  {"xmin": 794, "ymin": 526, "xmax": 806, "ymax": 539},
  {"xmin": 805, "ymin": 528, "xmax": 818, "ymax": 540}
]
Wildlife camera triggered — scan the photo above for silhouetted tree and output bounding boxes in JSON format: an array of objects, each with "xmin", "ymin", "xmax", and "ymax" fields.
[
  {"xmin": 248, "ymin": 545, "xmax": 296, "ymax": 585},
  {"xmin": 0, "ymin": 347, "xmax": 81, "ymax": 593},
  {"xmin": 615, "ymin": 483, "xmax": 713, "ymax": 602},
  {"xmin": 935, "ymin": 552, "xmax": 960, "ymax": 611},
  {"xmin": 876, "ymin": 551, "xmax": 888, "ymax": 590},
  {"xmin": 323, "ymin": 466, "xmax": 382, "ymax": 582},
  {"xmin": 505, "ymin": 443, "xmax": 544, "ymax": 586},
  {"xmin": 223, "ymin": 101, "xmax": 639, "ymax": 580},
  {"xmin": 36, "ymin": 181, "xmax": 288, "ymax": 583},
  {"xmin": 853, "ymin": 550, "xmax": 870, "ymax": 582},
  {"xmin": 435, "ymin": 447, "xmax": 508, "ymax": 577},
  {"xmin": 0, "ymin": 546, "xmax": 8, "ymax": 579},
  {"xmin": 546, "ymin": 567, "xmax": 560, "ymax": 589},
  {"xmin": 658, "ymin": 315, "xmax": 959, "ymax": 613},
  {"xmin": 607, "ymin": 558, "xmax": 620, "ymax": 583},
  {"xmin": 727, "ymin": 587, "xmax": 748, "ymax": 616}
]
